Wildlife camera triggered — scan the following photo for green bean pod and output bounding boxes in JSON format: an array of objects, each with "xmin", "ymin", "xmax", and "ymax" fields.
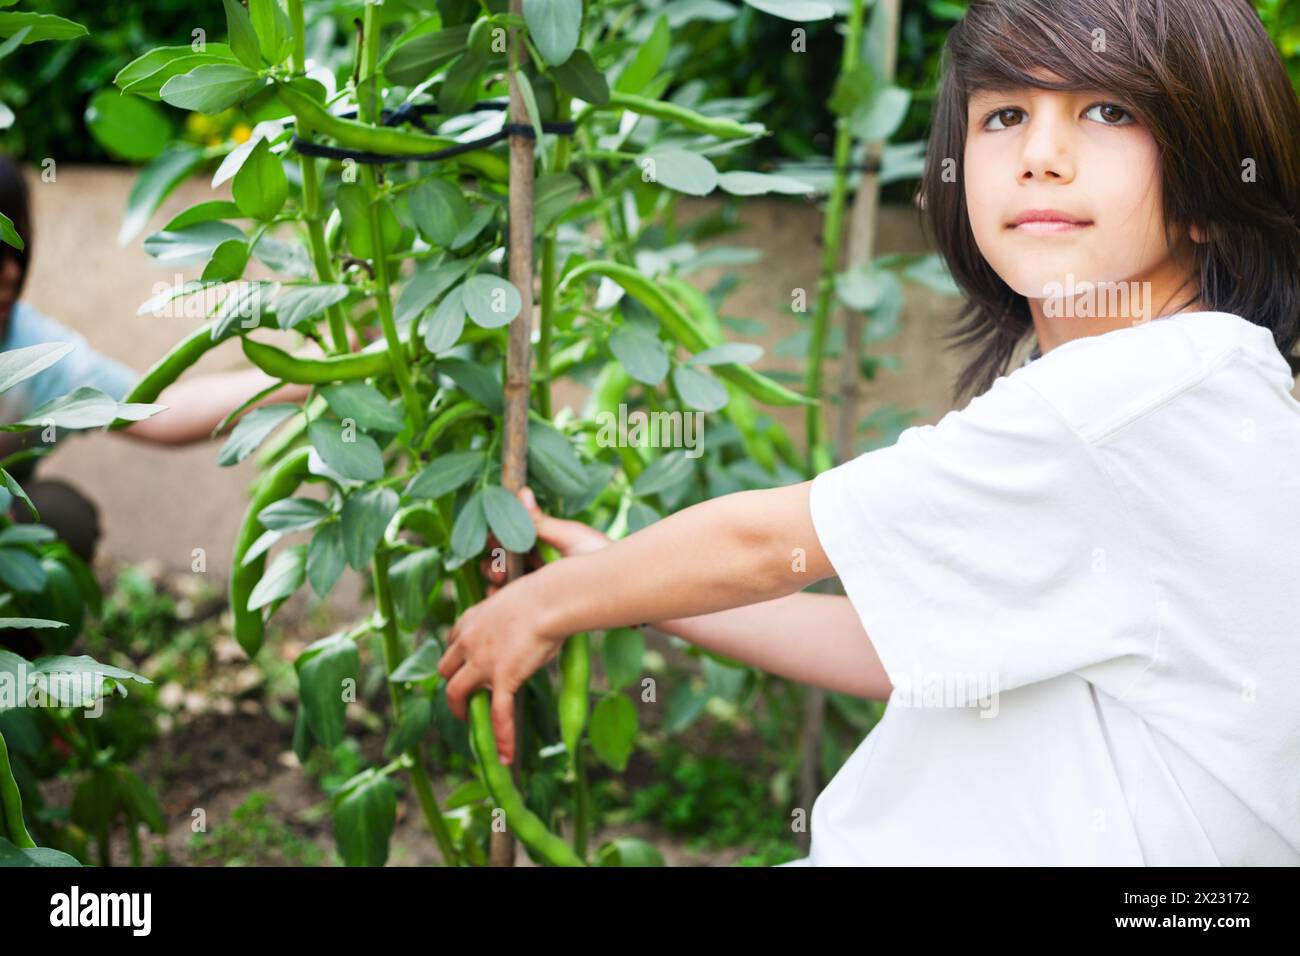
[
  {"xmin": 242, "ymin": 337, "xmax": 393, "ymax": 385},
  {"xmin": 539, "ymin": 541, "xmax": 590, "ymax": 761},
  {"xmin": 0, "ymin": 730, "xmax": 35, "ymax": 849},
  {"xmin": 230, "ymin": 446, "xmax": 312, "ymax": 657},
  {"xmin": 603, "ymin": 91, "xmax": 765, "ymax": 140},
  {"xmin": 586, "ymin": 361, "xmax": 646, "ymax": 479},
  {"xmin": 273, "ymin": 82, "xmax": 508, "ymax": 182},
  {"xmin": 559, "ymin": 261, "xmax": 817, "ymax": 408},
  {"xmin": 467, "ymin": 690, "xmax": 585, "ymax": 867},
  {"xmin": 109, "ymin": 315, "xmax": 272, "ymax": 430}
]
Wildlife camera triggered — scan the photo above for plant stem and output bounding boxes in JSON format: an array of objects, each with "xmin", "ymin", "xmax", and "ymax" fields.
[
  {"xmin": 804, "ymin": 0, "xmax": 866, "ymax": 477},
  {"xmin": 537, "ymin": 97, "xmax": 573, "ymax": 419},
  {"xmin": 288, "ymin": 0, "xmax": 350, "ymax": 356},
  {"xmin": 357, "ymin": 2, "xmax": 424, "ymax": 428},
  {"xmin": 371, "ymin": 548, "xmax": 460, "ymax": 866}
]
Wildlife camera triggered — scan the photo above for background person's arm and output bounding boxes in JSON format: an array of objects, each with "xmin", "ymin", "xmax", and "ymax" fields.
[{"xmin": 120, "ymin": 370, "xmax": 309, "ymax": 446}]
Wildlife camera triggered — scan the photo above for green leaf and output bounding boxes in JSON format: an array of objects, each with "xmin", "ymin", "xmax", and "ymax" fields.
[
  {"xmin": 336, "ymin": 183, "xmax": 399, "ymax": 258},
  {"xmin": 321, "ymin": 382, "xmax": 404, "ymax": 433},
  {"xmin": 407, "ymin": 179, "xmax": 470, "ymax": 248},
  {"xmin": 275, "ymin": 283, "xmax": 350, "ymax": 330},
  {"xmin": 461, "ymin": 274, "xmax": 522, "ymax": 329},
  {"xmin": 0, "ymin": 838, "xmax": 81, "ymax": 867},
  {"xmin": 7, "ymin": 654, "xmax": 150, "ymax": 710},
  {"xmin": 450, "ymin": 489, "xmax": 487, "ymax": 559},
  {"xmin": 436, "ymin": 357, "xmax": 503, "ymax": 414},
  {"xmin": 385, "ymin": 694, "xmax": 433, "ymax": 758},
  {"xmin": 84, "ymin": 91, "xmax": 172, "ymax": 162},
  {"xmin": 247, "ymin": 543, "xmax": 306, "ymax": 610},
  {"xmin": 258, "ymin": 497, "xmax": 331, "ymax": 531},
  {"xmin": 663, "ymin": 680, "xmax": 709, "ymax": 732},
  {"xmin": 0, "ymin": 548, "xmax": 44, "ymax": 592},
  {"xmin": 614, "ymin": 15, "xmax": 669, "ymax": 94},
  {"xmin": 306, "ymin": 520, "xmax": 346, "ymax": 597},
  {"xmin": 143, "ymin": 221, "xmax": 245, "ymax": 266},
  {"xmin": 249, "ymin": 0, "xmax": 293, "ymax": 64},
  {"xmin": 631, "ymin": 449, "xmax": 694, "ymax": 497},
  {"xmin": 388, "ymin": 552, "xmax": 441, "ymax": 631},
  {"xmin": 0, "ymin": 211, "xmax": 20, "ymax": 249},
  {"xmin": 0, "ymin": 26, "xmax": 29, "ymax": 60},
  {"xmin": 118, "ymin": 144, "xmax": 206, "ymax": 245},
  {"xmin": 160, "ymin": 64, "xmax": 260, "ymax": 114},
  {"xmin": 523, "ymin": 0, "xmax": 582, "ymax": 66},
  {"xmin": 223, "ymin": 0, "xmax": 263, "ymax": 69},
  {"xmin": 437, "ymin": 51, "xmax": 487, "ymax": 116},
  {"xmin": 420, "ymin": 288, "xmax": 466, "ymax": 354},
  {"xmin": 163, "ymin": 200, "xmax": 243, "ymax": 231},
  {"xmin": 383, "ymin": 24, "xmax": 471, "ymax": 87},
  {"xmin": 308, "ymin": 419, "xmax": 384, "ymax": 482},
  {"xmin": 533, "ymin": 172, "xmax": 582, "ymax": 234},
  {"xmin": 296, "ymin": 633, "xmax": 359, "ymax": 749},
  {"xmin": 450, "ymin": 205, "xmax": 495, "ymax": 250},
  {"xmin": 526, "ymin": 421, "xmax": 588, "ymax": 498},
  {"xmin": 514, "ymin": 68, "xmax": 547, "ymax": 160},
  {"xmin": 241, "ymin": 529, "xmax": 282, "ymax": 567},
  {"xmin": 850, "ymin": 84, "xmax": 911, "ymax": 142},
  {"xmin": 716, "ymin": 171, "xmax": 814, "ymax": 196},
  {"xmin": 0, "ymin": 12, "xmax": 87, "ymax": 43},
  {"xmin": 114, "ymin": 44, "xmax": 238, "ymax": 99},
  {"xmin": 340, "ymin": 487, "xmax": 400, "ymax": 571},
  {"xmin": 482, "ymin": 485, "xmax": 537, "ymax": 552},
  {"xmin": 609, "ymin": 323, "xmax": 668, "ymax": 385},
  {"xmin": 672, "ymin": 365, "xmax": 727, "ymax": 411},
  {"xmin": 201, "ymin": 237, "xmax": 249, "ymax": 282},
  {"xmin": 0, "ymin": 469, "xmax": 35, "ymax": 520},
  {"xmin": 601, "ymin": 627, "xmax": 643, "ymax": 693},
  {"xmin": 0, "ymin": 342, "xmax": 72, "ymax": 394},
  {"xmin": 15, "ymin": 386, "xmax": 161, "ymax": 430},
  {"xmin": 742, "ymin": 0, "xmax": 833, "ymax": 20},
  {"xmin": 394, "ymin": 257, "xmax": 473, "ymax": 325},
  {"xmin": 642, "ymin": 149, "xmax": 717, "ymax": 195},
  {"xmin": 550, "ymin": 48, "xmax": 609, "ymax": 106},
  {"xmin": 589, "ymin": 693, "xmax": 637, "ymax": 772},
  {"xmin": 218, "ymin": 403, "xmax": 299, "ymax": 465},
  {"xmin": 232, "ymin": 137, "xmax": 288, "ymax": 221},
  {"xmin": 331, "ymin": 771, "xmax": 396, "ymax": 867},
  {"xmin": 404, "ymin": 450, "xmax": 484, "ymax": 500}
]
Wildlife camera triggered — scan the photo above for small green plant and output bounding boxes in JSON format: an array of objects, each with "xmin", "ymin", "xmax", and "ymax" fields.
[{"xmin": 189, "ymin": 789, "xmax": 324, "ymax": 866}]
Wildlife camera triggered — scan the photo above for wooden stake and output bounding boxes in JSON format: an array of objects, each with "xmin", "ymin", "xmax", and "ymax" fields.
[{"xmin": 491, "ymin": 0, "xmax": 536, "ymax": 868}]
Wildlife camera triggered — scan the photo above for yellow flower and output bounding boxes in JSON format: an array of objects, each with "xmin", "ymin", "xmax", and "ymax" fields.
[{"xmin": 232, "ymin": 123, "xmax": 253, "ymax": 143}]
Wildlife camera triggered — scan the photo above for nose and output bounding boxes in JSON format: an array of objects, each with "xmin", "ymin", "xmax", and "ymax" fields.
[{"xmin": 1018, "ymin": 108, "xmax": 1076, "ymax": 184}]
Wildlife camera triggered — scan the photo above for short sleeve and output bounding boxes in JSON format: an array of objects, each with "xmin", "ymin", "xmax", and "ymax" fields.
[{"xmin": 809, "ymin": 374, "xmax": 1156, "ymax": 703}]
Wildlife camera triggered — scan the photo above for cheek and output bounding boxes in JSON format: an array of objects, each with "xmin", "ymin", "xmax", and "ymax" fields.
[{"xmin": 962, "ymin": 142, "xmax": 1003, "ymax": 242}]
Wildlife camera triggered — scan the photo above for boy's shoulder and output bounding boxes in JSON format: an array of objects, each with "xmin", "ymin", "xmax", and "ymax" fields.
[{"xmin": 1007, "ymin": 311, "xmax": 1293, "ymax": 444}]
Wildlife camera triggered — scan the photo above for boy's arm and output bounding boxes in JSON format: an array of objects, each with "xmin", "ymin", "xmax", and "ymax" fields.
[
  {"xmin": 440, "ymin": 479, "xmax": 839, "ymax": 760},
  {"xmin": 653, "ymin": 593, "xmax": 892, "ymax": 700}
]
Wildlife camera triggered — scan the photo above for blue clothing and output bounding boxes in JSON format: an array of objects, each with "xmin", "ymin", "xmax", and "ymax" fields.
[{"xmin": 0, "ymin": 301, "xmax": 138, "ymax": 424}]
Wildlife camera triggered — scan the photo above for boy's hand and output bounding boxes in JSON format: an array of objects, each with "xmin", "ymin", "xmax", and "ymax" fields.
[
  {"xmin": 441, "ymin": 485, "xmax": 609, "ymax": 765},
  {"xmin": 479, "ymin": 486, "xmax": 610, "ymax": 596}
]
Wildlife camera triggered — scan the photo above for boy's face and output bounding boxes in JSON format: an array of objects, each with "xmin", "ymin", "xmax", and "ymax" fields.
[{"xmin": 963, "ymin": 79, "xmax": 1195, "ymax": 320}]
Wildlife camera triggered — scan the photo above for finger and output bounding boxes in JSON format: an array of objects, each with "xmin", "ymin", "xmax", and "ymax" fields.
[
  {"xmin": 437, "ymin": 636, "xmax": 466, "ymax": 681},
  {"xmin": 492, "ymin": 683, "xmax": 516, "ymax": 766},
  {"xmin": 446, "ymin": 666, "xmax": 486, "ymax": 723}
]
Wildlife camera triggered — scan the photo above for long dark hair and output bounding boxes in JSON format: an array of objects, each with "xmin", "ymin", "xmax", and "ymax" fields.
[
  {"xmin": 919, "ymin": 0, "xmax": 1300, "ymax": 404},
  {"xmin": 0, "ymin": 150, "xmax": 32, "ymax": 307}
]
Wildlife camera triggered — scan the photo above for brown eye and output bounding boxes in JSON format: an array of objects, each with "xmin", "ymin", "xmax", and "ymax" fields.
[
  {"xmin": 982, "ymin": 108, "xmax": 1024, "ymax": 130},
  {"xmin": 1085, "ymin": 103, "xmax": 1134, "ymax": 126}
]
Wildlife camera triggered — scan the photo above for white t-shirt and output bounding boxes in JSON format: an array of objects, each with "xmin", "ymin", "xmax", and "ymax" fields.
[{"xmin": 792, "ymin": 310, "xmax": 1300, "ymax": 866}]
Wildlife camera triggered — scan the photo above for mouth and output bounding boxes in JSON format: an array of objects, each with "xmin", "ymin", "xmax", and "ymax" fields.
[{"xmin": 1006, "ymin": 210, "xmax": 1094, "ymax": 235}]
